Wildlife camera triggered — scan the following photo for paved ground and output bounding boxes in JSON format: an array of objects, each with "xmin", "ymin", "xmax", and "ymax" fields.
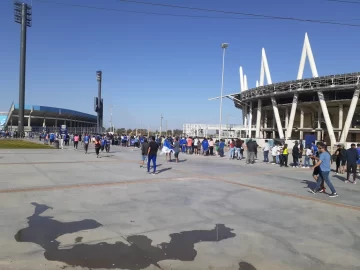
[{"xmin": 1, "ymin": 143, "xmax": 360, "ymax": 270}]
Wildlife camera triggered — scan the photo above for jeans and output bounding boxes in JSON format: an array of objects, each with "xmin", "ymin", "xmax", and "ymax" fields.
[
  {"xmin": 304, "ymin": 156, "xmax": 310, "ymax": 167},
  {"xmin": 292, "ymin": 155, "xmax": 298, "ymax": 166},
  {"xmin": 229, "ymin": 148, "xmax": 235, "ymax": 159},
  {"xmin": 147, "ymin": 155, "xmax": 157, "ymax": 173},
  {"xmin": 315, "ymin": 171, "xmax": 336, "ymax": 194},
  {"xmin": 235, "ymin": 148, "xmax": 242, "ymax": 159},
  {"xmin": 247, "ymin": 151, "xmax": 255, "ymax": 164},
  {"xmin": 263, "ymin": 151, "xmax": 269, "ymax": 162},
  {"xmin": 276, "ymin": 155, "xmax": 280, "ymax": 164}
]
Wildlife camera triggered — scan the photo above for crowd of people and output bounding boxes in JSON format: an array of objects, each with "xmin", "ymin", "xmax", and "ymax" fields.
[{"xmin": 7, "ymin": 130, "xmax": 359, "ymax": 198}]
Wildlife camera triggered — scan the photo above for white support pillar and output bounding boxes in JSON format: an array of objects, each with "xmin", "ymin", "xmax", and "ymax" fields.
[
  {"xmin": 317, "ymin": 106, "xmax": 322, "ymax": 141},
  {"xmin": 340, "ymin": 87, "xmax": 360, "ymax": 143},
  {"xmin": 272, "ymin": 117, "xmax": 275, "ymax": 138},
  {"xmin": 285, "ymin": 107, "xmax": 289, "ymax": 129},
  {"xmin": 239, "ymin": 67, "xmax": 244, "ymax": 92},
  {"xmin": 286, "ymin": 93, "xmax": 299, "ymax": 139},
  {"xmin": 248, "ymin": 102, "xmax": 253, "ymax": 138},
  {"xmin": 338, "ymin": 103, "xmax": 343, "ymax": 140},
  {"xmin": 27, "ymin": 115, "xmax": 31, "ymax": 127},
  {"xmin": 318, "ymin": 91, "xmax": 336, "ymax": 146},
  {"xmin": 243, "ymin": 105, "xmax": 247, "ymax": 128},
  {"xmin": 300, "ymin": 108, "xmax": 304, "ymax": 139},
  {"xmin": 271, "ymin": 97, "xmax": 284, "ymax": 139},
  {"xmin": 256, "ymin": 99, "xmax": 262, "ymax": 138},
  {"xmin": 43, "ymin": 118, "xmax": 46, "ymax": 127},
  {"xmin": 263, "ymin": 110, "xmax": 268, "ymax": 139}
]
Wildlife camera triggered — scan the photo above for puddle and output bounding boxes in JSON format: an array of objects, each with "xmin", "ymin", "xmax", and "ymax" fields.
[{"xmin": 15, "ymin": 203, "xmax": 236, "ymax": 269}]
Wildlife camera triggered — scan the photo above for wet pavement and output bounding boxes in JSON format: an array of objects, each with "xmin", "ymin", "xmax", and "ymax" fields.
[{"xmin": 1, "ymin": 145, "xmax": 360, "ymax": 270}]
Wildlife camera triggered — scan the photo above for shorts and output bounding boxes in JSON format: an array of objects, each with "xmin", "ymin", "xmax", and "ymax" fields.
[
  {"xmin": 341, "ymin": 159, "xmax": 346, "ymax": 166},
  {"xmin": 175, "ymin": 152, "xmax": 179, "ymax": 158},
  {"xmin": 142, "ymin": 155, "xmax": 147, "ymax": 161},
  {"xmin": 312, "ymin": 166, "xmax": 320, "ymax": 176}
]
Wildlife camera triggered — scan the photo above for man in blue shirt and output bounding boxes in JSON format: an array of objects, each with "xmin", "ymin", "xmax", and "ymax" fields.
[
  {"xmin": 309, "ymin": 142, "xmax": 338, "ymax": 197},
  {"xmin": 83, "ymin": 134, "xmax": 90, "ymax": 154}
]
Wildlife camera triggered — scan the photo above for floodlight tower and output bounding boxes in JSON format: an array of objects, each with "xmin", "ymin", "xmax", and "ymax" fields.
[
  {"xmin": 14, "ymin": 1, "xmax": 32, "ymax": 133},
  {"xmin": 219, "ymin": 43, "xmax": 228, "ymax": 140}
]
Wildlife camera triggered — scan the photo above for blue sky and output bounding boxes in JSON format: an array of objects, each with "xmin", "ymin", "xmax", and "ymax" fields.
[{"xmin": 1, "ymin": 0, "xmax": 359, "ymax": 130}]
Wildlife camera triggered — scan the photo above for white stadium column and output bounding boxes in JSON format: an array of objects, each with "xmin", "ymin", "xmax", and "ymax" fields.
[
  {"xmin": 285, "ymin": 107, "xmax": 289, "ymax": 129},
  {"xmin": 317, "ymin": 106, "xmax": 322, "ymax": 141},
  {"xmin": 27, "ymin": 115, "xmax": 31, "ymax": 127},
  {"xmin": 300, "ymin": 108, "xmax": 304, "ymax": 139},
  {"xmin": 271, "ymin": 97, "xmax": 284, "ymax": 139},
  {"xmin": 243, "ymin": 105, "xmax": 247, "ymax": 128},
  {"xmin": 256, "ymin": 99, "xmax": 262, "ymax": 138},
  {"xmin": 286, "ymin": 93, "xmax": 299, "ymax": 140},
  {"xmin": 340, "ymin": 87, "xmax": 360, "ymax": 143},
  {"xmin": 338, "ymin": 103, "xmax": 343, "ymax": 140},
  {"xmin": 263, "ymin": 110, "xmax": 268, "ymax": 138},
  {"xmin": 318, "ymin": 91, "xmax": 336, "ymax": 146},
  {"xmin": 248, "ymin": 102, "xmax": 253, "ymax": 138}
]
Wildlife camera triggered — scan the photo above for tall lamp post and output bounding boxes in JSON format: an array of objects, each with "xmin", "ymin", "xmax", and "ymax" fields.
[
  {"xmin": 94, "ymin": 71, "xmax": 103, "ymax": 134},
  {"xmin": 219, "ymin": 43, "xmax": 228, "ymax": 140},
  {"xmin": 14, "ymin": 1, "xmax": 32, "ymax": 134}
]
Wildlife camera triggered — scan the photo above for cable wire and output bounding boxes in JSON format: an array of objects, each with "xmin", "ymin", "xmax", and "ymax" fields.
[
  {"xmin": 326, "ymin": 0, "xmax": 360, "ymax": 4},
  {"xmin": 117, "ymin": 0, "xmax": 360, "ymax": 27},
  {"xmin": 33, "ymin": 0, "xmax": 270, "ymax": 21}
]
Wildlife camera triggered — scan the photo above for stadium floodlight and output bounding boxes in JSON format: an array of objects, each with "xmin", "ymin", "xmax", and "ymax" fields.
[
  {"xmin": 219, "ymin": 43, "xmax": 228, "ymax": 140},
  {"xmin": 14, "ymin": 1, "xmax": 32, "ymax": 134}
]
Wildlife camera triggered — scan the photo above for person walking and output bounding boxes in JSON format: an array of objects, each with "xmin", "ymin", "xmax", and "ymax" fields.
[
  {"xmin": 94, "ymin": 136, "xmax": 101, "ymax": 158},
  {"xmin": 140, "ymin": 138, "xmax": 149, "ymax": 168},
  {"xmin": 309, "ymin": 142, "xmax": 338, "ymax": 197},
  {"xmin": 83, "ymin": 133, "xmax": 90, "ymax": 154},
  {"xmin": 246, "ymin": 139, "xmax": 256, "ymax": 164},
  {"xmin": 345, "ymin": 143, "xmax": 359, "ymax": 184},
  {"xmin": 263, "ymin": 140, "xmax": 270, "ymax": 163},
  {"xmin": 174, "ymin": 137, "xmax": 180, "ymax": 162},
  {"xmin": 73, "ymin": 134, "xmax": 79, "ymax": 150},
  {"xmin": 292, "ymin": 141, "xmax": 300, "ymax": 168},
  {"xmin": 147, "ymin": 136, "xmax": 159, "ymax": 175}
]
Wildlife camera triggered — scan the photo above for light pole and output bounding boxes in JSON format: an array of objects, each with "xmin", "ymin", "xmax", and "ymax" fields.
[
  {"xmin": 109, "ymin": 105, "xmax": 113, "ymax": 132},
  {"xmin": 219, "ymin": 43, "xmax": 228, "ymax": 140},
  {"xmin": 14, "ymin": 1, "xmax": 32, "ymax": 134},
  {"xmin": 94, "ymin": 71, "xmax": 103, "ymax": 134},
  {"xmin": 160, "ymin": 113, "xmax": 163, "ymax": 136}
]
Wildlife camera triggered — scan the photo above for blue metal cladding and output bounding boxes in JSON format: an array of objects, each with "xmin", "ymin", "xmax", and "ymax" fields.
[{"xmin": 13, "ymin": 104, "xmax": 96, "ymax": 120}]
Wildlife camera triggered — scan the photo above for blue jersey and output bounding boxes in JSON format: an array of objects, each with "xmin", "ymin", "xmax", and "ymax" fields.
[{"xmin": 84, "ymin": 136, "xmax": 89, "ymax": 143}]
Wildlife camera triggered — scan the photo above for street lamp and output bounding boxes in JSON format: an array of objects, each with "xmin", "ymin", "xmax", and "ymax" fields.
[{"xmin": 219, "ymin": 43, "xmax": 228, "ymax": 140}]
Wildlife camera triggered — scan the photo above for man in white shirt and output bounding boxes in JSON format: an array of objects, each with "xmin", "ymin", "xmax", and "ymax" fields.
[{"xmin": 263, "ymin": 140, "xmax": 270, "ymax": 163}]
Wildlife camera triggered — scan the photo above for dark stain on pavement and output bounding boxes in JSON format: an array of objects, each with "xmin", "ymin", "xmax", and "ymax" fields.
[
  {"xmin": 239, "ymin": 261, "xmax": 257, "ymax": 270},
  {"xmin": 15, "ymin": 203, "xmax": 236, "ymax": 269}
]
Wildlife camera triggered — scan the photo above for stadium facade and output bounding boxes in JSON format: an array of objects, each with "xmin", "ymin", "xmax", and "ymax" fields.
[
  {"xmin": 0, "ymin": 102, "xmax": 98, "ymax": 134},
  {"xmin": 203, "ymin": 33, "xmax": 360, "ymax": 145}
]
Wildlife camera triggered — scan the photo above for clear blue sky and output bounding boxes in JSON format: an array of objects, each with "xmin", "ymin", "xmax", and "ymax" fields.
[{"xmin": 1, "ymin": 0, "xmax": 359, "ymax": 131}]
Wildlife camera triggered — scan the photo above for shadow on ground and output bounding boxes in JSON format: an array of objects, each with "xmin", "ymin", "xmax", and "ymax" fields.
[{"xmin": 15, "ymin": 203, "xmax": 241, "ymax": 270}]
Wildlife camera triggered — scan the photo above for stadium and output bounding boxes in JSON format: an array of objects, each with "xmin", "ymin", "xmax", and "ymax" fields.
[
  {"xmin": 0, "ymin": 102, "xmax": 98, "ymax": 134},
  {"xmin": 185, "ymin": 33, "xmax": 360, "ymax": 146}
]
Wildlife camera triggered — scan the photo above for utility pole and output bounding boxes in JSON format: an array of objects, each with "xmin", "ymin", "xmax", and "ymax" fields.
[
  {"xmin": 166, "ymin": 120, "xmax": 168, "ymax": 137},
  {"xmin": 160, "ymin": 114, "xmax": 163, "ymax": 136},
  {"xmin": 94, "ymin": 71, "xmax": 103, "ymax": 134},
  {"xmin": 110, "ymin": 104, "xmax": 113, "ymax": 132},
  {"xmin": 14, "ymin": 2, "xmax": 32, "ymax": 133}
]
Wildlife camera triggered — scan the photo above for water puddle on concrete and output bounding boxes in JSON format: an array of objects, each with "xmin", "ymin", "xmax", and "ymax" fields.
[{"xmin": 15, "ymin": 203, "xmax": 243, "ymax": 269}]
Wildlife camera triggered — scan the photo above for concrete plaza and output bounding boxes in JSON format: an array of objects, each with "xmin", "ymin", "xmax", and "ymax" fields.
[{"xmin": 0, "ymin": 144, "xmax": 360, "ymax": 270}]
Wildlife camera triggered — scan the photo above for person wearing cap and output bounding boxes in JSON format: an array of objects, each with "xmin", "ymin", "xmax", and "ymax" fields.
[{"xmin": 345, "ymin": 143, "xmax": 359, "ymax": 184}]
